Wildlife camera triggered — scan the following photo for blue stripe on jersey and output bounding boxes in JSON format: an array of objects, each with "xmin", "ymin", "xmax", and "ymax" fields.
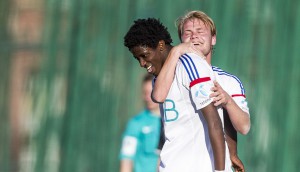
[
  {"xmin": 181, "ymin": 55, "xmax": 196, "ymax": 80},
  {"xmin": 179, "ymin": 54, "xmax": 201, "ymax": 81},
  {"xmin": 179, "ymin": 58, "xmax": 193, "ymax": 81},
  {"xmin": 212, "ymin": 66, "xmax": 222, "ymax": 72},
  {"xmin": 212, "ymin": 66, "xmax": 245, "ymax": 94},
  {"xmin": 183, "ymin": 54, "xmax": 200, "ymax": 78}
]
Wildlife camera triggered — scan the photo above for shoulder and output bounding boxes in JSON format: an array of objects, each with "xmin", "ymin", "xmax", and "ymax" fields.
[
  {"xmin": 130, "ymin": 110, "xmax": 148, "ymax": 120},
  {"xmin": 124, "ymin": 110, "xmax": 149, "ymax": 134},
  {"xmin": 127, "ymin": 110, "xmax": 148, "ymax": 125},
  {"xmin": 212, "ymin": 66, "xmax": 246, "ymax": 95},
  {"xmin": 212, "ymin": 66, "xmax": 243, "ymax": 85},
  {"xmin": 178, "ymin": 53, "xmax": 206, "ymax": 64},
  {"xmin": 177, "ymin": 53, "xmax": 210, "ymax": 72}
]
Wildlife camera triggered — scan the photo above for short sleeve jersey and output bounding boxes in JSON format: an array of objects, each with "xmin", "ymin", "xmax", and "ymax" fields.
[
  {"xmin": 159, "ymin": 53, "xmax": 232, "ymax": 172},
  {"xmin": 120, "ymin": 109, "xmax": 161, "ymax": 172},
  {"xmin": 212, "ymin": 66, "xmax": 250, "ymax": 115}
]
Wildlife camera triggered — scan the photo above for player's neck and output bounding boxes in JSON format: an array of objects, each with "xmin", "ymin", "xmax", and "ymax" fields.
[
  {"xmin": 206, "ymin": 57, "xmax": 212, "ymax": 65},
  {"xmin": 206, "ymin": 54, "xmax": 212, "ymax": 65}
]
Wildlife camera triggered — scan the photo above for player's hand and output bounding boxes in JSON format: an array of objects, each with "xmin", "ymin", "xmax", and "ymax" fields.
[
  {"xmin": 210, "ymin": 81, "xmax": 232, "ymax": 107},
  {"xmin": 231, "ymin": 154, "xmax": 245, "ymax": 172},
  {"xmin": 174, "ymin": 42, "xmax": 204, "ymax": 58}
]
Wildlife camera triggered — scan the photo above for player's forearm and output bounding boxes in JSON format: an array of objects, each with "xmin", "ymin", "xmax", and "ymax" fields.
[
  {"xmin": 152, "ymin": 48, "xmax": 181, "ymax": 103},
  {"xmin": 120, "ymin": 159, "xmax": 133, "ymax": 172},
  {"xmin": 225, "ymin": 132, "xmax": 245, "ymax": 171},
  {"xmin": 209, "ymin": 125, "xmax": 226, "ymax": 171},
  {"xmin": 201, "ymin": 104, "xmax": 225, "ymax": 171},
  {"xmin": 224, "ymin": 99, "xmax": 251, "ymax": 135},
  {"xmin": 224, "ymin": 109, "xmax": 238, "ymax": 156},
  {"xmin": 225, "ymin": 132, "xmax": 237, "ymax": 157}
]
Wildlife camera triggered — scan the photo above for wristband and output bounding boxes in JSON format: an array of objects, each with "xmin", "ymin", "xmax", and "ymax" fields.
[{"xmin": 215, "ymin": 170, "xmax": 224, "ymax": 172}]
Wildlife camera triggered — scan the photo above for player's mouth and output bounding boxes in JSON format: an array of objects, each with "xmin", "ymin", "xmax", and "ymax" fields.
[
  {"xmin": 193, "ymin": 42, "xmax": 201, "ymax": 46},
  {"xmin": 146, "ymin": 64, "xmax": 153, "ymax": 73},
  {"xmin": 192, "ymin": 39, "xmax": 204, "ymax": 45}
]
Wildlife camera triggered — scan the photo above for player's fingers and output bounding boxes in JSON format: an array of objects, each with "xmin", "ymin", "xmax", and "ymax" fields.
[
  {"xmin": 233, "ymin": 167, "xmax": 243, "ymax": 172},
  {"xmin": 214, "ymin": 100, "xmax": 222, "ymax": 106},
  {"xmin": 219, "ymin": 96, "xmax": 225, "ymax": 104},
  {"xmin": 218, "ymin": 92, "xmax": 226, "ymax": 100},
  {"xmin": 209, "ymin": 91, "xmax": 218, "ymax": 98},
  {"xmin": 220, "ymin": 97, "xmax": 226, "ymax": 104},
  {"xmin": 210, "ymin": 86, "xmax": 217, "ymax": 91},
  {"xmin": 213, "ymin": 81, "xmax": 220, "ymax": 87},
  {"xmin": 215, "ymin": 94, "xmax": 222, "ymax": 101}
]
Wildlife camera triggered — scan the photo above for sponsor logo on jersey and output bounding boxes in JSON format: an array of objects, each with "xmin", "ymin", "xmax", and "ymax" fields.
[
  {"xmin": 199, "ymin": 98, "xmax": 211, "ymax": 106},
  {"xmin": 195, "ymin": 84, "xmax": 208, "ymax": 97}
]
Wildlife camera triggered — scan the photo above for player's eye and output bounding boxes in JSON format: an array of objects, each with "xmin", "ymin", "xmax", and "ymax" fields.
[
  {"xmin": 142, "ymin": 53, "xmax": 150, "ymax": 59},
  {"xmin": 183, "ymin": 32, "xmax": 191, "ymax": 37}
]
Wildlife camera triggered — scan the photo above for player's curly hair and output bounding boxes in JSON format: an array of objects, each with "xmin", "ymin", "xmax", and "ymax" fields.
[{"xmin": 124, "ymin": 18, "xmax": 173, "ymax": 50}]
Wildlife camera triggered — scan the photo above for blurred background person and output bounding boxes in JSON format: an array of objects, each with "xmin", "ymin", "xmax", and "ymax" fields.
[{"xmin": 119, "ymin": 73, "xmax": 161, "ymax": 172}]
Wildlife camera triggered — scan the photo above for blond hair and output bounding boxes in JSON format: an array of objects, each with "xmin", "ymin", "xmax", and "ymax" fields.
[{"xmin": 176, "ymin": 10, "xmax": 216, "ymax": 41}]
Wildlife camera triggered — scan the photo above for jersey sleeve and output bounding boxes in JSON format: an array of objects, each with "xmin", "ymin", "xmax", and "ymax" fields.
[
  {"xmin": 178, "ymin": 53, "xmax": 215, "ymax": 110},
  {"xmin": 229, "ymin": 77, "xmax": 250, "ymax": 115},
  {"xmin": 119, "ymin": 118, "xmax": 140, "ymax": 160}
]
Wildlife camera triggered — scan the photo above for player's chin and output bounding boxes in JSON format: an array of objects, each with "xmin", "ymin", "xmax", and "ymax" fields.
[{"xmin": 150, "ymin": 69, "xmax": 158, "ymax": 76}]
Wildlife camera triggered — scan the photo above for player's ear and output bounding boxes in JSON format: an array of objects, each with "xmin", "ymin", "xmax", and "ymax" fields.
[
  {"xmin": 158, "ymin": 40, "xmax": 165, "ymax": 51},
  {"xmin": 212, "ymin": 35, "xmax": 216, "ymax": 46}
]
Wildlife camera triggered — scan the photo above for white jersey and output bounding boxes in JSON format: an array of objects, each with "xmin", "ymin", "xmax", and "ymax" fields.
[
  {"xmin": 158, "ymin": 53, "xmax": 231, "ymax": 172},
  {"xmin": 212, "ymin": 66, "xmax": 250, "ymax": 115}
]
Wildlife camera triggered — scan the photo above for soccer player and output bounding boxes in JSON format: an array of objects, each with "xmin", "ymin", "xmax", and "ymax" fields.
[
  {"xmin": 151, "ymin": 10, "xmax": 251, "ymax": 172},
  {"xmin": 119, "ymin": 74, "xmax": 161, "ymax": 172},
  {"xmin": 124, "ymin": 18, "xmax": 231, "ymax": 172}
]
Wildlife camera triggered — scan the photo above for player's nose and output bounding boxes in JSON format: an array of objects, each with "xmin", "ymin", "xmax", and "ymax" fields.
[{"xmin": 191, "ymin": 32, "xmax": 198, "ymax": 39}]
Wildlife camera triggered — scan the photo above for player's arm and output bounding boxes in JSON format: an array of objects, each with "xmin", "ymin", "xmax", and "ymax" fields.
[
  {"xmin": 210, "ymin": 81, "xmax": 250, "ymax": 135},
  {"xmin": 119, "ymin": 120, "xmax": 139, "ymax": 172},
  {"xmin": 181, "ymin": 55, "xmax": 225, "ymax": 170},
  {"xmin": 210, "ymin": 80, "xmax": 248, "ymax": 170},
  {"xmin": 152, "ymin": 42, "xmax": 203, "ymax": 103},
  {"xmin": 120, "ymin": 135, "xmax": 136, "ymax": 172},
  {"xmin": 224, "ymin": 109, "xmax": 245, "ymax": 172},
  {"xmin": 201, "ymin": 103, "xmax": 226, "ymax": 171},
  {"xmin": 120, "ymin": 159, "xmax": 133, "ymax": 172},
  {"xmin": 223, "ymin": 98, "xmax": 250, "ymax": 135}
]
